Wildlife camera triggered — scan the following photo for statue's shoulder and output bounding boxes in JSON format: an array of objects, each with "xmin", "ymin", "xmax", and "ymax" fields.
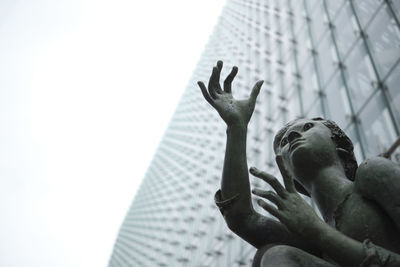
[{"xmin": 354, "ymin": 156, "xmax": 400, "ymax": 190}]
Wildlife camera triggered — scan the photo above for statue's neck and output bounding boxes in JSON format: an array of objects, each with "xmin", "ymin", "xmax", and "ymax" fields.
[{"xmin": 309, "ymin": 166, "xmax": 353, "ymax": 223}]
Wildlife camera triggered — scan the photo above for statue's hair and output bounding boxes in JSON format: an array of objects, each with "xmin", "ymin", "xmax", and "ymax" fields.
[{"xmin": 273, "ymin": 117, "xmax": 358, "ymax": 181}]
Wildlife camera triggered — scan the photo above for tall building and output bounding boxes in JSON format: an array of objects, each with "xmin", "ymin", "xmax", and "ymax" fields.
[{"xmin": 109, "ymin": 0, "xmax": 400, "ymax": 266}]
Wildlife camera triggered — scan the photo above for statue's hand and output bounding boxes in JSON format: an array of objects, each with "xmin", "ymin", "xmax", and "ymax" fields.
[
  {"xmin": 250, "ymin": 156, "xmax": 324, "ymax": 237},
  {"xmin": 197, "ymin": 61, "xmax": 264, "ymax": 127}
]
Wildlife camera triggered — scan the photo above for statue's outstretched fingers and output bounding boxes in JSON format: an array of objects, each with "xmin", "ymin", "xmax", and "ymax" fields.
[
  {"xmin": 224, "ymin": 66, "xmax": 238, "ymax": 93},
  {"xmin": 257, "ymin": 199, "xmax": 280, "ymax": 218},
  {"xmin": 250, "ymin": 167, "xmax": 287, "ymax": 197},
  {"xmin": 198, "ymin": 81, "xmax": 215, "ymax": 107},
  {"xmin": 213, "ymin": 62, "xmax": 223, "ymax": 94},
  {"xmin": 207, "ymin": 67, "xmax": 220, "ymax": 98},
  {"xmin": 209, "ymin": 65, "xmax": 223, "ymax": 95},
  {"xmin": 249, "ymin": 80, "xmax": 264, "ymax": 103},
  {"xmin": 217, "ymin": 60, "xmax": 223, "ymax": 71},
  {"xmin": 252, "ymin": 189, "xmax": 283, "ymax": 209},
  {"xmin": 276, "ymin": 155, "xmax": 296, "ymax": 193}
]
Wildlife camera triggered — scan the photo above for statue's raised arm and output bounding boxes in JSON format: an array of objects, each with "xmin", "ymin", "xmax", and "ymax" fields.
[{"xmin": 197, "ymin": 61, "xmax": 320, "ymax": 255}]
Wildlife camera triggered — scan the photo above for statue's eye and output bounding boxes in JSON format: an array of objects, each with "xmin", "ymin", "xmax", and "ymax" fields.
[
  {"xmin": 303, "ymin": 122, "xmax": 314, "ymax": 131},
  {"xmin": 281, "ymin": 137, "xmax": 288, "ymax": 147}
]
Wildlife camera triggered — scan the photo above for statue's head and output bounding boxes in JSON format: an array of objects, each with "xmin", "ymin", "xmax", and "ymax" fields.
[{"xmin": 273, "ymin": 118, "xmax": 358, "ymax": 195}]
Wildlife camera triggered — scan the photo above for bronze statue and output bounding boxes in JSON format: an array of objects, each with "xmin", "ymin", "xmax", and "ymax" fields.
[{"xmin": 197, "ymin": 61, "xmax": 400, "ymax": 266}]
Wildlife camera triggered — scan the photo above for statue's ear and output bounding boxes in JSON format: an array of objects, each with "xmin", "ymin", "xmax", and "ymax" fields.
[{"xmin": 294, "ymin": 180, "xmax": 310, "ymax": 197}]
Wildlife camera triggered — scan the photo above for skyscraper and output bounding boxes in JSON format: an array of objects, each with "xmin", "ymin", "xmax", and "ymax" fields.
[{"xmin": 109, "ymin": 0, "xmax": 400, "ymax": 266}]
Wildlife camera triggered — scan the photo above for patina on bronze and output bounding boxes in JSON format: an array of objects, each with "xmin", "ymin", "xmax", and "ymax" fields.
[{"xmin": 198, "ymin": 61, "xmax": 400, "ymax": 267}]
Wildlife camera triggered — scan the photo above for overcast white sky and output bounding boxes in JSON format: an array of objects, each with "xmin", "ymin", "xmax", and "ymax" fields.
[{"xmin": 0, "ymin": 0, "xmax": 225, "ymax": 266}]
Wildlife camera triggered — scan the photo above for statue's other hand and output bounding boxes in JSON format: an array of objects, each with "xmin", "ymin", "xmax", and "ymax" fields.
[
  {"xmin": 197, "ymin": 60, "xmax": 264, "ymax": 127},
  {"xmin": 250, "ymin": 157, "xmax": 324, "ymax": 237}
]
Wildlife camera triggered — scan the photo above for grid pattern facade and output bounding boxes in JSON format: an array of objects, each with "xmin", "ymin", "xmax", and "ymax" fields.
[{"xmin": 109, "ymin": 0, "xmax": 400, "ymax": 266}]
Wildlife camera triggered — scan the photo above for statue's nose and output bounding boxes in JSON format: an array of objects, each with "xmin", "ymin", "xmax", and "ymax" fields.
[{"xmin": 288, "ymin": 131, "xmax": 301, "ymax": 143}]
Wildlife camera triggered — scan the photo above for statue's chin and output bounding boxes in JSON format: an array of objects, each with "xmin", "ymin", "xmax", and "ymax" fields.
[
  {"xmin": 290, "ymin": 145, "xmax": 323, "ymax": 175},
  {"xmin": 290, "ymin": 144, "xmax": 338, "ymax": 178},
  {"xmin": 289, "ymin": 145, "xmax": 310, "ymax": 166}
]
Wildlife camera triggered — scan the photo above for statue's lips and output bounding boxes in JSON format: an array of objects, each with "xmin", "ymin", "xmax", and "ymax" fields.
[{"xmin": 289, "ymin": 139, "xmax": 305, "ymax": 152}]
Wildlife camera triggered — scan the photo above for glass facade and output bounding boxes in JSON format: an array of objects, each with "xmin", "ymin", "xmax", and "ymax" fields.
[{"xmin": 109, "ymin": 0, "xmax": 400, "ymax": 266}]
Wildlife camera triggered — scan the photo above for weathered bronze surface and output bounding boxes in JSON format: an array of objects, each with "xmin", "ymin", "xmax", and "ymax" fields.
[{"xmin": 198, "ymin": 61, "xmax": 400, "ymax": 266}]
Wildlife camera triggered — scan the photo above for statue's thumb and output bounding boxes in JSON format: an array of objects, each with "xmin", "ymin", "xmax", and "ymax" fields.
[{"xmin": 250, "ymin": 80, "xmax": 264, "ymax": 101}]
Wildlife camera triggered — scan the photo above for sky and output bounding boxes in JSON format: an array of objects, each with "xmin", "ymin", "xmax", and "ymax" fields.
[{"xmin": 0, "ymin": 0, "xmax": 225, "ymax": 266}]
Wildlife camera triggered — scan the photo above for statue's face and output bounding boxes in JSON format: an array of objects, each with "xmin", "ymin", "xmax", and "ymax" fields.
[{"xmin": 276, "ymin": 119, "xmax": 340, "ymax": 181}]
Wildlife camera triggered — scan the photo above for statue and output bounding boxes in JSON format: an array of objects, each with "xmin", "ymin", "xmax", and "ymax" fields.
[{"xmin": 197, "ymin": 61, "xmax": 400, "ymax": 266}]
